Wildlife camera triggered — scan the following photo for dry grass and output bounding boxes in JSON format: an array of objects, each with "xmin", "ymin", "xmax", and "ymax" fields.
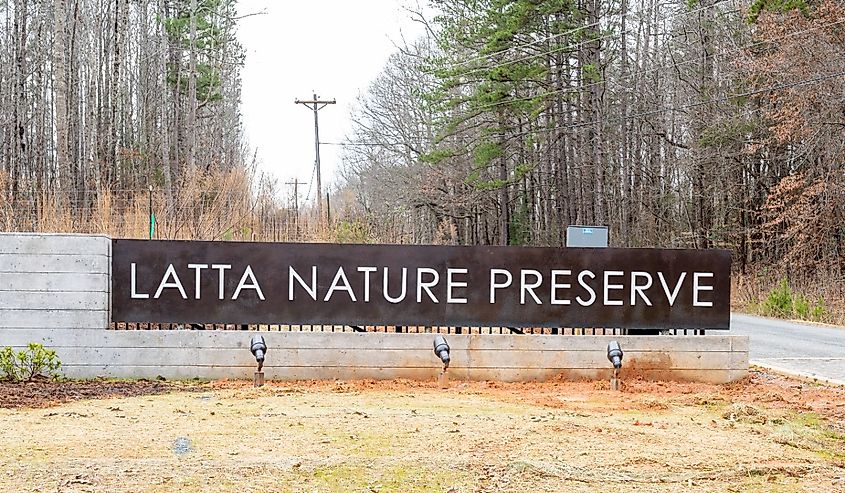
[
  {"xmin": 0, "ymin": 169, "xmax": 372, "ymax": 244},
  {"xmin": 733, "ymin": 274, "xmax": 845, "ymax": 325},
  {"xmin": 0, "ymin": 375, "xmax": 843, "ymax": 492},
  {"xmin": 1, "ymin": 169, "xmax": 311, "ymax": 241}
]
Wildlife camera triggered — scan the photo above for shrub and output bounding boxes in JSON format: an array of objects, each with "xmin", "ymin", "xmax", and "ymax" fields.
[
  {"xmin": 0, "ymin": 347, "xmax": 19, "ymax": 381},
  {"xmin": 333, "ymin": 220, "xmax": 372, "ymax": 244},
  {"xmin": 762, "ymin": 279, "xmax": 793, "ymax": 317},
  {"xmin": 794, "ymin": 293, "xmax": 810, "ymax": 319},
  {"xmin": 759, "ymin": 278, "xmax": 828, "ymax": 322},
  {"xmin": 810, "ymin": 297, "xmax": 828, "ymax": 322},
  {"xmin": 0, "ymin": 343, "xmax": 62, "ymax": 382}
]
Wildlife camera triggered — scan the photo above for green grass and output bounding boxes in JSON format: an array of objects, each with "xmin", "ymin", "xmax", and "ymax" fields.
[
  {"xmin": 770, "ymin": 412, "xmax": 845, "ymax": 460},
  {"xmin": 307, "ymin": 464, "xmax": 465, "ymax": 492}
]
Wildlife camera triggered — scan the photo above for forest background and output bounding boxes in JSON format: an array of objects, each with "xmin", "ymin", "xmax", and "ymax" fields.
[{"xmin": 1, "ymin": 0, "xmax": 843, "ymax": 322}]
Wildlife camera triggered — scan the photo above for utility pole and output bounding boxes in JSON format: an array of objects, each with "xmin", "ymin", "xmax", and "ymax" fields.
[
  {"xmin": 286, "ymin": 178, "xmax": 303, "ymax": 237},
  {"xmin": 295, "ymin": 93, "xmax": 335, "ymax": 224}
]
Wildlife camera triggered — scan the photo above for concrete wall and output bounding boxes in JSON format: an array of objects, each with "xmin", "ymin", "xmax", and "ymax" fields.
[
  {"xmin": 0, "ymin": 233, "xmax": 748, "ymax": 384},
  {"xmin": 2, "ymin": 329, "xmax": 747, "ymax": 383},
  {"xmin": 0, "ymin": 233, "xmax": 110, "ymax": 331}
]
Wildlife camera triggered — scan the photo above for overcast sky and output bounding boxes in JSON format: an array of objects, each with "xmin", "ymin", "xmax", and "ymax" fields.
[{"xmin": 236, "ymin": 1, "xmax": 428, "ymax": 206}]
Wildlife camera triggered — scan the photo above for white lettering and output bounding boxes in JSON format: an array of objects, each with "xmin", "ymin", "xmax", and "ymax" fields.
[
  {"xmin": 489, "ymin": 269, "xmax": 513, "ymax": 303},
  {"xmin": 154, "ymin": 264, "xmax": 187, "ymax": 299},
  {"xmin": 446, "ymin": 268, "xmax": 468, "ymax": 304},
  {"xmin": 232, "ymin": 265, "xmax": 265, "ymax": 300},
  {"xmin": 130, "ymin": 263, "xmax": 149, "ymax": 299},
  {"xmin": 212, "ymin": 264, "xmax": 231, "ymax": 300},
  {"xmin": 658, "ymin": 272, "xmax": 686, "ymax": 307},
  {"xmin": 550, "ymin": 269, "xmax": 571, "ymax": 305},
  {"xmin": 520, "ymin": 269, "xmax": 543, "ymax": 305},
  {"xmin": 324, "ymin": 266, "xmax": 357, "ymax": 302},
  {"xmin": 383, "ymin": 267, "xmax": 408, "ymax": 303},
  {"xmin": 603, "ymin": 271, "xmax": 624, "ymax": 306},
  {"xmin": 576, "ymin": 270, "xmax": 597, "ymax": 306},
  {"xmin": 187, "ymin": 263, "xmax": 208, "ymax": 299},
  {"xmin": 357, "ymin": 266, "xmax": 377, "ymax": 302},
  {"xmin": 289, "ymin": 266, "xmax": 317, "ymax": 301},
  {"xmin": 693, "ymin": 272, "xmax": 714, "ymax": 307},
  {"xmin": 630, "ymin": 271, "xmax": 653, "ymax": 306},
  {"xmin": 416, "ymin": 268, "xmax": 439, "ymax": 303}
]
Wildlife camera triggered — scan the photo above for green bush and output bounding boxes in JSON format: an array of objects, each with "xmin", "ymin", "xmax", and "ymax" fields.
[
  {"xmin": 333, "ymin": 220, "xmax": 372, "ymax": 244},
  {"xmin": 762, "ymin": 279, "xmax": 793, "ymax": 317},
  {"xmin": 759, "ymin": 279, "xmax": 827, "ymax": 322},
  {"xmin": 0, "ymin": 343, "xmax": 62, "ymax": 382},
  {"xmin": 811, "ymin": 297, "xmax": 827, "ymax": 322},
  {"xmin": 793, "ymin": 293, "xmax": 810, "ymax": 319},
  {"xmin": 0, "ymin": 347, "xmax": 18, "ymax": 381}
]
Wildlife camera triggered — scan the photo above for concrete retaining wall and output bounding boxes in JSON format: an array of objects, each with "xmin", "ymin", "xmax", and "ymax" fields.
[
  {"xmin": 0, "ymin": 233, "xmax": 749, "ymax": 383},
  {"xmin": 0, "ymin": 233, "xmax": 110, "ymax": 329},
  {"xmin": 1, "ymin": 329, "xmax": 747, "ymax": 383}
]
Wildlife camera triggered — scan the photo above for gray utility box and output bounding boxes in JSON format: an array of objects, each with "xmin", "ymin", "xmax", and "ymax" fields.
[{"xmin": 566, "ymin": 225, "xmax": 608, "ymax": 248}]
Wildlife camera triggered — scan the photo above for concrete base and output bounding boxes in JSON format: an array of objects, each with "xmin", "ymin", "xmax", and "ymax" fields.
[{"xmin": 2, "ymin": 329, "xmax": 748, "ymax": 384}]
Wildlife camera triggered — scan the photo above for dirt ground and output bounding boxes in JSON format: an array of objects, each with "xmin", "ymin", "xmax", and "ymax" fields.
[
  {"xmin": 1, "ymin": 372, "xmax": 843, "ymax": 493},
  {"xmin": 0, "ymin": 378, "xmax": 201, "ymax": 409}
]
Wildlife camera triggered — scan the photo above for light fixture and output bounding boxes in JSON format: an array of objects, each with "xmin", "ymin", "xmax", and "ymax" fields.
[
  {"xmin": 433, "ymin": 335, "xmax": 450, "ymax": 370},
  {"xmin": 606, "ymin": 341, "xmax": 623, "ymax": 391},
  {"xmin": 250, "ymin": 334, "xmax": 267, "ymax": 386},
  {"xmin": 433, "ymin": 335, "xmax": 451, "ymax": 388}
]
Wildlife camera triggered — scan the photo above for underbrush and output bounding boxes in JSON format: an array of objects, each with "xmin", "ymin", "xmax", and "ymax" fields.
[{"xmin": 734, "ymin": 275, "xmax": 843, "ymax": 325}]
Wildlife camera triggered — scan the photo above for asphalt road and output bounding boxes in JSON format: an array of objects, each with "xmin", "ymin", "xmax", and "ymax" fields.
[{"xmin": 730, "ymin": 313, "xmax": 845, "ymax": 385}]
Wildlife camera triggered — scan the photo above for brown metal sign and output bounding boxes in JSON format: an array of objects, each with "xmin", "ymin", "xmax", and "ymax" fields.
[{"xmin": 111, "ymin": 239, "xmax": 731, "ymax": 329}]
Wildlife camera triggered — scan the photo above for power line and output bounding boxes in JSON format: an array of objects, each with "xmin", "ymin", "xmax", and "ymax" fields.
[{"xmin": 304, "ymin": 157, "xmax": 317, "ymax": 207}]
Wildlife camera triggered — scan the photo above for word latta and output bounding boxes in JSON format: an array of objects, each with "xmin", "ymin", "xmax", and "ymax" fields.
[{"xmin": 112, "ymin": 240, "xmax": 731, "ymax": 329}]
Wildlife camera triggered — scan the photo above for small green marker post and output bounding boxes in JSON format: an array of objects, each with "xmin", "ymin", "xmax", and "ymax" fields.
[{"xmin": 148, "ymin": 186, "xmax": 155, "ymax": 239}]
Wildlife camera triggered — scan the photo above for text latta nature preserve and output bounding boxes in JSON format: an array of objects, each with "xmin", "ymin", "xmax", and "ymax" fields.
[{"xmin": 111, "ymin": 239, "xmax": 731, "ymax": 329}]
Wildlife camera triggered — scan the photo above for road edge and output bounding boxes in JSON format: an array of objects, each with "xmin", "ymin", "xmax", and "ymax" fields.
[
  {"xmin": 732, "ymin": 312, "xmax": 845, "ymax": 331},
  {"xmin": 750, "ymin": 361, "xmax": 845, "ymax": 388}
]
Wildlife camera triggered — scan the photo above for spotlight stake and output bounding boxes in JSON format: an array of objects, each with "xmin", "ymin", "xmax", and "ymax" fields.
[
  {"xmin": 433, "ymin": 335, "xmax": 451, "ymax": 388},
  {"xmin": 607, "ymin": 341, "xmax": 624, "ymax": 391},
  {"xmin": 250, "ymin": 334, "xmax": 267, "ymax": 387}
]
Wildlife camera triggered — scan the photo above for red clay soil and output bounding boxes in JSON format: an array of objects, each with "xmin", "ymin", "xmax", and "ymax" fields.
[
  {"xmin": 211, "ymin": 370, "xmax": 845, "ymax": 430},
  {"xmin": 2, "ymin": 371, "xmax": 843, "ymax": 431}
]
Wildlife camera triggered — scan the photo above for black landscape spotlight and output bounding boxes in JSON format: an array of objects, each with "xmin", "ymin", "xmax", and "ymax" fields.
[
  {"xmin": 433, "ymin": 335, "xmax": 450, "ymax": 370},
  {"xmin": 250, "ymin": 334, "xmax": 267, "ymax": 387},
  {"xmin": 433, "ymin": 335, "xmax": 451, "ymax": 389},
  {"xmin": 607, "ymin": 341, "xmax": 623, "ymax": 391}
]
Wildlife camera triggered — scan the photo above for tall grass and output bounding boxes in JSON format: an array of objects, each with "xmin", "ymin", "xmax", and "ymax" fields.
[
  {"xmin": 0, "ymin": 169, "xmax": 322, "ymax": 242},
  {"xmin": 734, "ymin": 274, "xmax": 842, "ymax": 325}
]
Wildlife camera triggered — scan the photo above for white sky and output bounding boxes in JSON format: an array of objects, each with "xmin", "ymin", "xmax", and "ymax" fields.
[{"xmin": 236, "ymin": 1, "xmax": 428, "ymax": 206}]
